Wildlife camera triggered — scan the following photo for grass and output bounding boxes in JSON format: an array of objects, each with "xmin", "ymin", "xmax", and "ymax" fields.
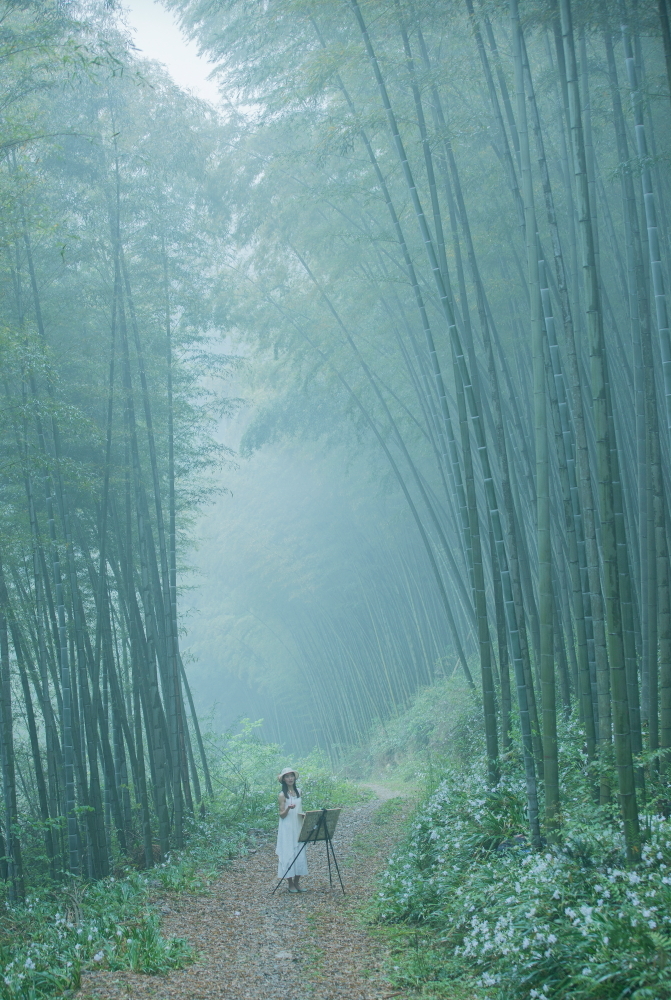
[
  {"xmin": 347, "ymin": 796, "xmax": 411, "ymax": 862},
  {"xmin": 371, "ymin": 925, "xmax": 487, "ymax": 1000},
  {"xmin": 0, "ymin": 873, "xmax": 193, "ymax": 999},
  {"xmin": 349, "ymin": 785, "xmax": 487, "ymax": 999},
  {"xmin": 0, "ymin": 723, "xmax": 371, "ymax": 999},
  {"xmin": 359, "ymin": 680, "xmax": 671, "ymax": 1000}
]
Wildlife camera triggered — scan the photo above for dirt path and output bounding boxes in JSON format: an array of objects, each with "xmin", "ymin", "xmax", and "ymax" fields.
[
  {"xmin": 359, "ymin": 783, "xmax": 407, "ymax": 802},
  {"xmin": 79, "ymin": 794, "xmax": 408, "ymax": 1000}
]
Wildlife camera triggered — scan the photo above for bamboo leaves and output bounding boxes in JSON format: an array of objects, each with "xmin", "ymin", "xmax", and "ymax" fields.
[
  {"xmin": 0, "ymin": 7, "xmax": 222, "ymax": 889},
  {"xmin": 168, "ymin": 0, "xmax": 671, "ymax": 856}
]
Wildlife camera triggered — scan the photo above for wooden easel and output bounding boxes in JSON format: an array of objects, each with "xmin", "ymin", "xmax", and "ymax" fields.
[{"xmin": 272, "ymin": 807, "xmax": 344, "ymax": 895}]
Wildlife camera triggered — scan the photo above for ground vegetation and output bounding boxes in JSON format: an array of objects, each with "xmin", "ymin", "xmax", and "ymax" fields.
[
  {"xmin": 0, "ymin": 0, "xmax": 671, "ymax": 996},
  {"xmin": 368, "ymin": 676, "xmax": 671, "ymax": 998}
]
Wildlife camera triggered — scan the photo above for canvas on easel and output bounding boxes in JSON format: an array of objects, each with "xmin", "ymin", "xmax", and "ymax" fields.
[{"xmin": 298, "ymin": 808, "xmax": 341, "ymax": 842}]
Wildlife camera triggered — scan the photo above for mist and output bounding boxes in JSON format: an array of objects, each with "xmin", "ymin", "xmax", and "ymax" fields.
[
  {"xmin": 1, "ymin": 0, "xmax": 670, "ymax": 937},
  {"xmin": 182, "ymin": 434, "xmax": 454, "ymax": 752}
]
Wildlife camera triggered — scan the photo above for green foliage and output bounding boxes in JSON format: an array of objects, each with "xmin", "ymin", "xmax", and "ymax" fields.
[
  {"xmin": 345, "ymin": 673, "xmax": 482, "ymax": 789},
  {"xmin": 136, "ymin": 724, "xmax": 368, "ymax": 893},
  {"xmin": 0, "ymin": 874, "xmax": 192, "ymax": 999},
  {"xmin": 296, "ymin": 748, "xmax": 375, "ymax": 809},
  {"xmin": 0, "ymin": 722, "xmax": 373, "ymax": 995},
  {"xmin": 143, "ymin": 721, "xmax": 282, "ymax": 893},
  {"xmin": 0, "ymin": 0, "xmax": 239, "ymax": 889},
  {"xmin": 373, "ymin": 730, "xmax": 671, "ymax": 999}
]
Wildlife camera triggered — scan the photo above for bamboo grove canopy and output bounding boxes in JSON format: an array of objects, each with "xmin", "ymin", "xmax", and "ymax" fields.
[
  {"xmin": 0, "ymin": 0, "xmax": 228, "ymax": 893},
  {"xmin": 0, "ymin": 0, "xmax": 670, "ymax": 896},
  {"xmin": 168, "ymin": 0, "xmax": 671, "ymax": 863}
]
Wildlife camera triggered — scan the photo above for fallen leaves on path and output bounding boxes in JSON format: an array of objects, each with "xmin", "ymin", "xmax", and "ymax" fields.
[{"xmin": 78, "ymin": 797, "xmax": 405, "ymax": 1000}]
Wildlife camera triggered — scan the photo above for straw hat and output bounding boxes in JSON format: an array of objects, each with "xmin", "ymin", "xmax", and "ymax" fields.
[{"xmin": 277, "ymin": 767, "xmax": 299, "ymax": 783}]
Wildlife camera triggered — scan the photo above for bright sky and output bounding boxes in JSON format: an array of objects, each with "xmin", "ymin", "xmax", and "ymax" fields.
[{"xmin": 122, "ymin": 0, "xmax": 221, "ymax": 106}]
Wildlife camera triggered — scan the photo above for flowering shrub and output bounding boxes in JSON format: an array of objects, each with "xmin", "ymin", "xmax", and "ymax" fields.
[
  {"xmin": 0, "ymin": 874, "xmax": 191, "ymax": 999},
  {"xmin": 374, "ymin": 760, "xmax": 671, "ymax": 999}
]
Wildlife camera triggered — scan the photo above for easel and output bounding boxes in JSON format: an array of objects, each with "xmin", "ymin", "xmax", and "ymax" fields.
[{"xmin": 272, "ymin": 807, "xmax": 345, "ymax": 895}]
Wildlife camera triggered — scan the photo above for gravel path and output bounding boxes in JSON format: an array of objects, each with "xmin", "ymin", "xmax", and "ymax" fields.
[{"xmin": 79, "ymin": 795, "xmax": 407, "ymax": 1000}]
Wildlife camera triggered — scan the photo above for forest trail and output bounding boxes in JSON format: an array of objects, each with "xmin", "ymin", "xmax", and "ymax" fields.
[
  {"xmin": 359, "ymin": 783, "xmax": 408, "ymax": 802},
  {"xmin": 78, "ymin": 792, "xmax": 409, "ymax": 1000}
]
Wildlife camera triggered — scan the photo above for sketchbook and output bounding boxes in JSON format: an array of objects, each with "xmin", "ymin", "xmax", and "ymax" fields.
[{"xmin": 298, "ymin": 808, "xmax": 341, "ymax": 842}]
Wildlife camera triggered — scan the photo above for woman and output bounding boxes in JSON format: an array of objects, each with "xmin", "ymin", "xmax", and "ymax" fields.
[{"xmin": 275, "ymin": 767, "xmax": 308, "ymax": 892}]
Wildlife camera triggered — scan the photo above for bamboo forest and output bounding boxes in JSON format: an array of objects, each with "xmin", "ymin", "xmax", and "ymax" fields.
[{"xmin": 1, "ymin": 0, "xmax": 671, "ymax": 997}]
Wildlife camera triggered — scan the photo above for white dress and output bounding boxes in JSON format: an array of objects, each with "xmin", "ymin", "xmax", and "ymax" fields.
[{"xmin": 276, "ymin": 793, "xmax": 308, "ymax": 878}]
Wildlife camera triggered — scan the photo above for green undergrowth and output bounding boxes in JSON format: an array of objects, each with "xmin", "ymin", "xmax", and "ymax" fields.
[
  {"xmin": 362, "ymin": 678, "xmax": 671, "ymax": 1000},
  {"xmin": 0, "ymin": 722, "xmax": 368, "ymax": 998},
  {"xmin": 146, "ymin": 731, "xmax": 372, "ymax": 894},
  {"xmin": 298, "ymin": 748, "xmax": 375, "ymax": 811},
  {"xmin": 344, "ymin": 671, "xmax": 482, "ymax": 792},
  {"xmin": 348, "ymin": 796, "xmax": 413, "ymax": 865},
  {"xmin": 0, "ymin": 873, "xmax": 192, "ymax": 999}
]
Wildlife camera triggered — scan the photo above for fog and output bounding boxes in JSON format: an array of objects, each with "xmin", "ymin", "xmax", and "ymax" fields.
[
  {"xmin": 182, "ymin": 432, "xmax": 454, "ymax": 752},
  {"xmin": 123, "ymin": 0, "xmax": 220, "ymax": 104},
  {"xmin": 1, "ymin": 0, "xmax": 669, "ymax": 881}
]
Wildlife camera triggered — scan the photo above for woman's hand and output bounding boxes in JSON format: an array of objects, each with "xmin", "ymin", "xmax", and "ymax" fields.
[{"xmin": 278, "ymin": 792, "xmax": 296, "ymax": 818}]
